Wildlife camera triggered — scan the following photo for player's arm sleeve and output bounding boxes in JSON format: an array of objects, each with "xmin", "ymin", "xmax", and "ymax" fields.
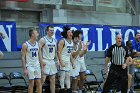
[
  {"xmin": 104, "ymin": 46, "xmax": 112, "ymax": 68},
  {"xmin": 21, "ymin": 43, "xmax": 27, "ymax": 70},
  {"xmin": 106, "ymin": 46, "xmax": 112, "ymax": 58}
]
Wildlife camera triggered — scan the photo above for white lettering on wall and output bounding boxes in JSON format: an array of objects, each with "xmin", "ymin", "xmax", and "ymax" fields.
[
  {"xmin": 110, "ymin": 28, "xmax": 121, "ymax": 45},
  {"xmin": 0, "ymin": 25, "xmax": 12, "ymax": 51},
  {"xmin": 124, "ymin": 29, "xmax": 135, "ymax": 45}
]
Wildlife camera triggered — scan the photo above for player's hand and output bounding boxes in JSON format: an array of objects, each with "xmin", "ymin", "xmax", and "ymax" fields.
[
  {"xmin": 55, "ymin": 61, "xmax": 60, "ymax": 69},
  {"xmin": 83, "ymin": 40, "xmax": 91, "ymax": 51},
  {"xmin": 83, "ymin": 45, "xmax": 88, "ymax": 51},
  {"xmin": 24, "ymin": 69, "xmax": 28, "ymax": 76},
  {"xmin": 122, "ymin": 63, "xmax": 127, "ymax": 69},
  {"xmin": 43, "ymin": 63, "xmax": 46, "ymax": 67},
  {"xmin": 86, "ymin": 40, "xmax": 91, "ymax": 46},
  {"xmin": 56, "ymin": 60, "xmax": 60, "ymax": 66},
  {"xmin": 60, "ymin": 62, "xmax": 65, "ymax": 67},
  {"xmin": 72, "ymin": 64, "xmax": 75, "ymax": 69}
]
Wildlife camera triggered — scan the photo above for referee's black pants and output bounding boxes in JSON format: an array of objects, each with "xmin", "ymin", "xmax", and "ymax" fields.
[{"xmin": 102, "ymin": 64, "xmax": 128, "ymax": 93}]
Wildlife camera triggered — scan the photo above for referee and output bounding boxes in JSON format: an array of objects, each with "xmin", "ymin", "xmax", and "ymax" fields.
[{"xmin": 102, "ymin": 34, "xmax": 129, "ymax": 93}]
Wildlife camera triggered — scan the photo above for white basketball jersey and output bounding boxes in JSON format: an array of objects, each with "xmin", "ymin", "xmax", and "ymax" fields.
[
  {"xmin": 62, "ymin": 39, "xmax": 73, "ymax": 62},
  {"xmin": 73, "ymin": 44, "xmax": 79, "ymax": 62},
  {"xmin": 25, "ymin": 41, "xmax": 39, "ymax": 66},
  {"xmin": 42, "ymin": 36, "xmax": 56, "ymax": 60},
  {"xmin": 77, "ymin": 41, "xmax": 85, "ymax": 63}
]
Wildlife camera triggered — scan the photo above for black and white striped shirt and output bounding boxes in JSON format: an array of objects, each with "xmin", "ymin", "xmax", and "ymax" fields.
[{"xmin": 107, "ymin": 44, "xmax": 128, "ymax": 65}]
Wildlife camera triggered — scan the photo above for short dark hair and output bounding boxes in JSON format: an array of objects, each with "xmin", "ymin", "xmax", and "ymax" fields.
[
  {"xmin": 135, "ymin": 32, "xmax": 140, "ymax": 36},
  {"xmin": 126, "ymin": 40, "xmax": 132, "ymax": 46},
  {"xmin": 72, "ymin": 30, "xmax": 82, "ymax": 39},
  {"xmin": 77, "ymin": 30, "xmax": 83, "ymax": 35},
  {"xmin": 61, "ymin": 25, "xmax": 70, "ymax": 38},
  {"xmin": 29, "ymin": 29, "xmax": 35, "ymax": 37},
  {"xmin": 72, "ymin": 30, "xmax": 81, "ymax": 39},
  {"xmin": 45, "ymin": 26, "xmax": 54, "ymax": 32}
]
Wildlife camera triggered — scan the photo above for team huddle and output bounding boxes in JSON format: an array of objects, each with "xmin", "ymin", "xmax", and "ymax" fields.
[{"xmin": 21, "ymin": 26, "xmax": 90, "ymax": 93}]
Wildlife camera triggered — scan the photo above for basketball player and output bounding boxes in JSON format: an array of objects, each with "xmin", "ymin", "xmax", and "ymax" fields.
[
  {"xmin": 77, "ymin": 31, "xmax": 90, "ymax": 93},
  {"xmin": 39, "ymin": 26, "xmax": 57, "ymax": 93},
  {"xmin": 21, "ymin": 29, "xmax": 42, "ymax": 93},
  {"xmin": 71, "ymin": 30, "xmax": 81, "ymax": 93},
  {"xmin": 0, "ymin": 32, "xmax": 5, "ymax": 59},
  {"xmin": 58, "ymin": 26, "xmax": 82, "ymax": 93},
  {"xmin": 71, "ymin": 30, "xmax": 90, "ymax": 93}
]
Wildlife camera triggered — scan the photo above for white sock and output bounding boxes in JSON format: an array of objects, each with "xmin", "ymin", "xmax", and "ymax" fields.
[
  {"xmin": 65, "ymin": 71, "xmax": 71, "ymax": 89},
  {"xmin": 127, "ymin": 89, "xmax": 130, "ymax": 93},
  {"xmin": 72, "ymin": 91, "xmax": 78, "ymax": 93},
  {"xmin": 59, "ymin": 71, "xmax": 65, "ymax": 89},
  {"xmin": 78, "ymin": 90, "xmax": 82, "ymax": 93}
]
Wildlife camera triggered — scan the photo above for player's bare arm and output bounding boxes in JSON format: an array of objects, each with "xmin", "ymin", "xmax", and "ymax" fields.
[
  {"xmin": 132, "ymin": 50, "xmax": 140, "ymax": 57},
  {"xmin": 70, "ymin": 53, "xmax": 75, "ymax": 69},
  {"xmin": 21, "ymin": 43, "xmax": 28, "ymax": 76},
  {"xmin": 71, "ymin": 41, "xmax": 82, "ymax": 58},
  {"xmin": 38, "ymin": 47, "xmax": 43, "ymax": 71},
  {"xmin": 39, "ymin": 38, "xmax": 45, "ymax": 67},
  {"xmin": 55, "ymin": 44, "xmax": 59, "ymax": 65},
  {"xmin": 58, "ymin": 39, "xmax": 65, "ymax": 67},
  {"xmin": 134, "ymin": 52, "xmax": 140, "ymax": 56}
]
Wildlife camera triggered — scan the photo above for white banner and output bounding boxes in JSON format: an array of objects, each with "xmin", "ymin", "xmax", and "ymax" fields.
[
  {"xmin": 97, "ymin": 0, "xmax": 124, "ymax": 8},
  {"xmin": 67, "ymin": 0, "xmax": 93, "ymax": 6},
  {"xmin": 34, "ymin": 0, "xmax": 62, "ymax": 5}
]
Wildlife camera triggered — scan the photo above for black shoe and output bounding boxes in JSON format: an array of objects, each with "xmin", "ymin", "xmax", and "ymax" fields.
[
  {"xmin": 59, "ymin": 89, "xmax": 67, "ymax": 93},
  {"xmin": 129, "ymin": 90, "xmax": 134, "ymax": 93},
  {"xmin": 67, "ymin": 88, "xmax": 72, "ymax": 93},
  {"xmin": 82, "ymin": 89, "xmax": 87, "ymax": 93}
]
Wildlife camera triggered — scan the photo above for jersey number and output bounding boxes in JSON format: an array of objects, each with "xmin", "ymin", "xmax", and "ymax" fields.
[
  {"xmin": 32, "ymin": 52, "xmax": 37, "ymax": 57},
  {"xmin": 49, "ymin": 48, "xmax": 53, "ymax": 53},
  {"xmin": 67, "ymin": 48, "xmax": 71, "ymax": 53}
]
